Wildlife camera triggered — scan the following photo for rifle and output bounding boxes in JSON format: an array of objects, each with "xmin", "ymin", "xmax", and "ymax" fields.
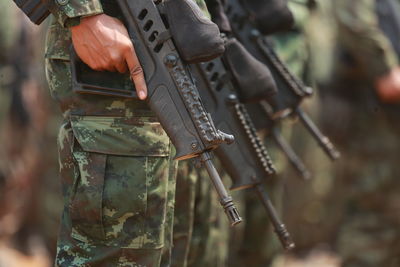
[
  {"xmin": 224, "ymin": 0, "xmax": 340, "ymax": 161},
  {"xmin": 246, "ymin": 103, "xmax": 312, "ymax": 180},
  {"xmin": 71, "ymin": 0, "xmax": 242, "ymax": 226},
  {"xmin": 190, "ymin": 57, "xmax": 295, "ymax": 250}
]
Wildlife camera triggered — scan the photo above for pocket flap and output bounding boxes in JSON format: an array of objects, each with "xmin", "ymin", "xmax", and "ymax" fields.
[{"xmin": 70, "ymin": 115, "xmax": 170, "ymax": 157}]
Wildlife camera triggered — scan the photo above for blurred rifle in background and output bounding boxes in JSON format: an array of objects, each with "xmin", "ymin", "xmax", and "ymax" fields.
[
  {"xmin": 191, "ymin": 56, "xmax": 295, "ymax": 249},
  {"xmin": 222, "ymin": 0, "xmax": 340, "ymax": 180}
]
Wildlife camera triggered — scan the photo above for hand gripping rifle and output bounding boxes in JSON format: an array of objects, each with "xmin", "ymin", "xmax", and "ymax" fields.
[
  {"xmin": 71, "ymin": 0, "xmax": 242, "ymax": 226},
  {"xmin": 224, "ymin": 0, "xmax": 340, "ymax": 161},
  {"xmin": 190, "ymin": 58, "xmax": 295, "ymax": 250}
]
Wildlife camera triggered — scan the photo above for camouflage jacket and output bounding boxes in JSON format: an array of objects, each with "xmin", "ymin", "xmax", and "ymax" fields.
[
  {"xmin": 45, "ymin": 0, "xmax": 209, "ymax": 158},
  {"xmin": 45, "ymin": 0, "xmax": 209, "ymax": 117},
  {"xmin": 334, "ymin": 0, "xmax": 398, "ymax": 79}
]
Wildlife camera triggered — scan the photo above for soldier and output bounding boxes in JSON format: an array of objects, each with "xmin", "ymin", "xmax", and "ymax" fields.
[
  {"xmin": 36, "ymin": 0, "xmax": 224, "ymax": 266},
  {"xmin": 170, "ymin": 161, "xmax": 232, "ymax": 267},
  {"xmin": 282, "ymin": 0, "xmax": 400, "ymax": 265},
  {"xmin": 321, "ymin": 0, "xmax": 400, "ymax": 266}
]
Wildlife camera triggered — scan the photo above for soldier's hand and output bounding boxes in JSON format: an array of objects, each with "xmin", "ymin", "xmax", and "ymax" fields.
[
  {"xmin": 71, "ymin": 14, "xmax": 147, "ymax": 100},
  {"xmin": 375, "ymin": 67, "xmax": 400, "ymax": 104}
]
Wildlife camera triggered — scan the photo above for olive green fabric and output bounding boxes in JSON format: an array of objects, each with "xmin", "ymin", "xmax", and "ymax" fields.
[
  {"xmin": 48, "ymin": 0, "xmax": 103, "ymax": 27},
  {"xmin": 44, "ymin": 1, "xmax": 183, "ymax": 266},
  {"xmin": 50, "ymin": 75, "xmax": 178, "ymax": 266},
  {"xmin": 270, "ymin": 1, "xmax": 400, "ymax": 266},
  {"xmin": 45, "ymin": 0, "xmax": 224, "ymax": 265},
  {"xmin": 186, "ymin": 162, "xmax": 230, "ymax": 267},
  {"xmin": 170, "ymin": 161, "xmax": 197, "ymax": 267},
  {"xmin": 0, "ymin": 1, "xmax": 19, "ymax": 59},
  {"xmin": 171, "ymin": 160, "xmax": 230, "ymax": 267},
  {"xmin": 0, "ymin": 2, "xmax": 19, "ymax": 180},
  {"xmin": 334, "ymin": 0, "xmax": 398, "ymax": 80},
  {"xmin": 321, "ymin": 1, "xmax": 400, "ymax": 266}
]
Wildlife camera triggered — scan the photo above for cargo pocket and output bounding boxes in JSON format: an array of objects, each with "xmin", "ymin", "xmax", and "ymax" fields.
[{"xmin": 68, "ymin": 115, "xmax": 172, "ymax": 249}]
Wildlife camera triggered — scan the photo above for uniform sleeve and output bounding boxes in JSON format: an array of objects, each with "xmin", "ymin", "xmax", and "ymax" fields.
[
  {"xmin": 49, "ymin": 0, "xmax": 103, "ymax": 27},
  {"xmin": 334, "ymin": 0, "xmax": 398, "ymax": 79}
]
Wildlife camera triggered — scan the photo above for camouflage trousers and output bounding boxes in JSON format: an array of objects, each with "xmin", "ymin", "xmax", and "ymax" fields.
[
  {"xmin": 54, "ymin": 115, "xmax": 179, "ymax": 266},
  {"xmin": 46, "ymin": 59, "xmax": 178, "ymax": 266},
  {"xmin": 171, "ymin": 160, "xmax": 230, "ymax": 267},
  {"xmin": 54, "ymin": 119, "xmax": 177, "ymax": 267},
  {"xmin": 170, "ymin": 157, "xmax": 283, "ymax": 267}
]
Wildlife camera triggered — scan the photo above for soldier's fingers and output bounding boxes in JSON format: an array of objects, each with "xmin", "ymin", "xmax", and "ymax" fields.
[
  {"xmin": 115, "ymin": 61, "xmax": 128, "ymax": 74},
  {"xmin": 124, "ymin": 44, "xmax": 147, "ymax": 100}
]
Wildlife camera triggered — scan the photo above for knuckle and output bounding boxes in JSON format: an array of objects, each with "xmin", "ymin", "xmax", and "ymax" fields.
[
  {"xmin": 130, "ymin": 66, "xmax": 143, "ymax": 77},
  {"xmin": 109, "ymin": 52, "xmax": 121, "ymax": 63}
]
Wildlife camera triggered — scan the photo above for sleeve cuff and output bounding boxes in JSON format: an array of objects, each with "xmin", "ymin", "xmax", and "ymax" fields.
[{"xmin": 49, "ymin": 0, "xmax": 104, "ymax": 27}]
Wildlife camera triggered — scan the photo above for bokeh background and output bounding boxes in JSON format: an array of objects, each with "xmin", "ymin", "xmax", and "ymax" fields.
[{"xmin": 0, "ymin": 1, "xmax": 399, "ymax": 267}]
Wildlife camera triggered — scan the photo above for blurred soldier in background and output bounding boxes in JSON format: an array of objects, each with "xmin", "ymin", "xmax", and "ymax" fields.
[
  {"xmin": 274, "ymin": 0, "xmax": 341, "ymax": 253},
  {"xmin": 172, "ymin": 162, "xmax": 231, "ymax": 267},
  {"xmin": 227, "ymin": 1, "xmax": 313, "ymax": 266},
  {"xmin": 279, "ymin": 0, "xmax": 400, "ymax": 266},
  {"xmin": 275, "ymin": 1, "xmax": 400, "ymax": 267},
  {"xmin": 321, "ymin": 0, "xmax": 400, "ymax": 266},
  {"xmin": 0, "ymin": 2, "xmax": 55, "ymax": 266}
]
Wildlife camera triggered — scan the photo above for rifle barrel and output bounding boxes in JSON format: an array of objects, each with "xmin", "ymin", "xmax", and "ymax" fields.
[
  {"xmin": 253, "ymin": 182, "xmax": 295, "ymax": 250},
  {"xmin": 201, "ymin": 152, "xmax": 243, "ymax": 226},
  {"xmin": 272, "ymin": 127, "xmax": 311, "ymax": 180},
  {"xmin": 296, "ymin": 108, "xmax": 340, "ymax": 161}
]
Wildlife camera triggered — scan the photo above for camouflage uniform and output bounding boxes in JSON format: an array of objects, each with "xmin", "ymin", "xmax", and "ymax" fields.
[
  {"xmin": 281, "ymin": 0, "xmax": 400, "ymax": 265},
  {"xmin": 45, "ymin": 0, "xmax": 180, "ymax": 265},
  {"xmin": 171, "ymin": 161, "xmax": 230, "ymax": 267},
  {"xmin": 0, "ymin": 1, "xmax": 19, "ymax": 172},
  {"xmin": 322, "ymin": 0, "xmax": 400, "ymax": 266}
]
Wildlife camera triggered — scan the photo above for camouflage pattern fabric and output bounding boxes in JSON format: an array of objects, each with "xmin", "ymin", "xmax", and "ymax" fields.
[
  {"xmin": 48, "ymin": 0, "xmax": 103, "ymax": 27},
  {"xmin": 43, "ymin": 0, "xmax": 196, "ymax": 265},
  {"xmin": 0, "ymin": 0, "xmax": 17, "ymax": 205},
  {"xmin": 171, "ymin": 159, "xmax": 230, "ymax": 267},
  {"xmin": 186, "ymin": 160, "xmax": 230, "ymax": 267},
  {"xmin": 170, "ymin": 161, "xmax": 197, "ymax": 267},
  {"xmin": 333, "ymin": 0, "xmax": 398, "ymax": 80},
  {"xmin": 228, "ymin": 181, "xmax": 283, "ymax": 267},
  {"xmin": 319, "ymin": 0, "xmax": 400, "ymax": 266},
  {"xmin": 276, "ymin": 0, "xmax": 400, "ymax": 265}
]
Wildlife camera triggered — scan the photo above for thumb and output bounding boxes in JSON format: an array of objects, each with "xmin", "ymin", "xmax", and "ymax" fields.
[{"xmin": 125, "ymin": 44, "xmax": 147, "ymax": 100}]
